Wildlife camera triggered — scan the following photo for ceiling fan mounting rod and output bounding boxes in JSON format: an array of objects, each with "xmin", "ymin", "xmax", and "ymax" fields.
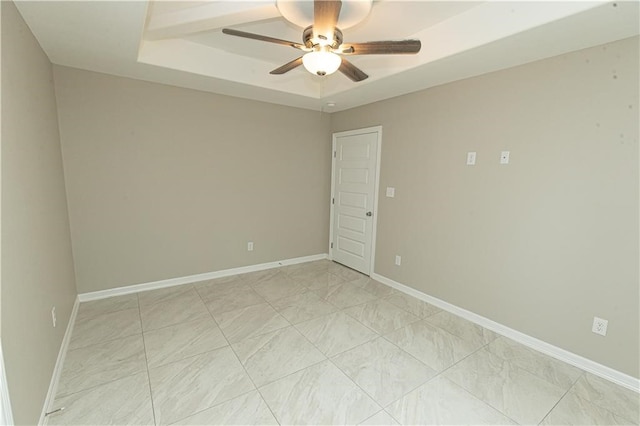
[{"xmin": 303, "ymin": 26, "xmax": 343, "ymax": 50}]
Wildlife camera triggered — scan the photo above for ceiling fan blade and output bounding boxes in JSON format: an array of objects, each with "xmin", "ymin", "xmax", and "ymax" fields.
[
  {"xmin": 270, "ymin": 57, "xmax": 304, "ymax": 75},
  {"xmin": 222, "ymin": 28, "xmax": 306, "ymax": 50},
  {"xmin": 341, "ymin": 40, "xmax": 422, "ymax": 55},
  {"xmin": 339, "ymin": 58, "xmax": 368, "ymax": 82},
  {"xmin": 314, "ymin": 0, "xmax": 342, "ymax": 39}
]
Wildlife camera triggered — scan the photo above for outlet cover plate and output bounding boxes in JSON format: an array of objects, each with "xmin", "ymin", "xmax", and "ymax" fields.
[
  {"xmin": 592, "ymin": 316, "xmax": 608, "ymax": 336},
  {"xmin": 500, "ymin": 151, "xmax": 510, "ymax": 164}
]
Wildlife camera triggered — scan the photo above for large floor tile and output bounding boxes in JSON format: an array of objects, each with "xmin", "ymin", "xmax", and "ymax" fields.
[
  {"xmin": 76, "ymin": 294, "xmax": 139, "ymax": 321},
  {"xmin": 260, "ymin": 360, "xmax": 381, "ymax": 425},
  {"xmin": 313, "ymin": 282, "xmax": 378, "ymax": 309},
  {"xmin": 541, "ymin": 390, "xmax": 636, "ymax": 425},
  {"xmin": 172, "ymin": 390, "xmax": 278, "ymax": 425},
  {"xmin": 387, "ymin": 376, "xmax": 516, "ymax": 425},
  {"xmin": 143, "ymin": 317, "xmax": 228, "ymax": 368},
  {"xmin": 344, "ymin": 299, "xmax": 420, "ymax": 335},
  {"xmin": 240, "ymin": 268, "xmax": 281, "ymax": 286},
  {"xmin": 487, "ymin": 337, "xmax": 583, "ymax": 390},
  {"xmin": 270, "ymin": 291, "xmax": 337, "ymax": 324},
  {"xmin": 359, "ymin": 410, "xmax": 400, "ymax": 425},
  {"xmin": 352, "ymin": 279, "xmax": 396, "ymax": 298},
  {"xmin": 297, "ymin": 269, "xmax": 347, "ymax": 291},
  {"xmin": 203, "ymin": 285, "xmax": 265, "ymax": 315},
  {"xmin": 137, "ymin": 284, "xmax": 194, "ymax": 307},
  {"xmin": 212, "ymin": 303, "xmax": 289, "ymax": 343},
  {"xmin": 444, "ymin": 348, "xmax": 566, "ymax": 425},
  {"xmin": 48, "ymin": 373, "xmax": 154, "ymax": 425},
  {"xmin": 139, "ymin": 288, "xmax": 210, "ymax": 331},
  {"xmin": 193, "ymin": 275, "xmax": 247, "ymax": 302},
  {"xmin": 331, "ymin": 337, "xmax": 436, "ymax": 406},
  {"xmin": 232, "ymin": 326, "xmax": 325, "ymax": 386},
  {"xmin": 69, "ymin": 307, "xmax": 142, "ymax": 350},
  {"xmin": 283, "ymin": 260, "xmax": 332, "ymax": 277},
  {"xmin": 384, "ymin": 292, "xmax": 441, "ymax": 319},
  {"xmin": 295, "ymin": 311, "xmax": 378, "ymax": 357},
  {"xmin": 425, "ymin": 310, "xmax": 499, "ymax": 347},
  {"xmin": 148, "ymin": 346, "xmax": 255, "ymax": 425},
  {"xmin": 571, "ymin": 373, "xmax": 640, "ymax": 423},
  {"xmin": 384, "ymin": 319, "xmax": 480, "ymax": 372},
  {"xmin": 250, "ymin": 271, "xmax": 308, "ymax": 302},
  {"xmin": 57, "ymin": 334, "xmax": 146, "ymax": 397}
]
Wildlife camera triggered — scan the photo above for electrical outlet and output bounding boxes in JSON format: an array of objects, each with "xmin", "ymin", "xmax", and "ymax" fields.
[
  {"xmin": 592, "ymin": 317, "xmax": 608, "ymax": 336},
  {"xmin": 247, "ymin": 242, "xmax": 254, "ymax": 251},
  {"xmin": 395, "ymin": 255, "xmax": 402, "ymax": 266},
  {"xmin": 51, "ymin": 306, "xmax": 57, "ymax": 328},
  {"xmin": 500, "ymin": 151, "xmax": 510, "ymax": 164}
]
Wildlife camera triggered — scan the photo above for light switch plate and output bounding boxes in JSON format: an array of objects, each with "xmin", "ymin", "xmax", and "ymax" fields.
[
  {"xmin": 386, "ymin": 187, "xmax": 395, "ymax": 198},
  {"xmin": 466, "ymin": 152, "xmax": 476, "ymax": 165}
]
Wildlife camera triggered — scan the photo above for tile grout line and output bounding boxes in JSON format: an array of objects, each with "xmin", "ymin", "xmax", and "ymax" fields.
[
  {"xmin": 484, "ymin": 336, "xmax": 588, "ymax": 388},
  {"xmin": 164, "ymin": 389, "xmax": 262, "ymax": 425},
  {"xmin": 239, "ymin": 263, "xmax": 387, "ymax": 423},
  {"xmin": 62, "ymin": 265, "xmax": 393, "ymax": 422},
  {"xmin": 196, "ymin": 275, "xmax": 286, "ymax": 424},
  {"xmin": 228, "ymin": 282, "xmax": 383, "ymax": 423},
  {"xmin": 325, "ymin": 356, "xmax": 385, "ymax": 416},
  {"xmin": 542, "ymin": 371, "xmax": 640, "ymax": 426},
  {"xmin": 537, "ymin": 371, "xmax": 585, "ymax": 425},
  {"xmin": 372, "ymin": 325, "xmax": 511, "ymax": 422},
  {"xmin": 224, "ymin": 337, "xmax": 283, "ymax": 425},
  {"xmin": 275, "ymin": 267, "xmax": 393, "ymax": 421},
  {"xmin": 52, "ymin": 371, "xmax": 149, "ymax": 402},
  {"xmin": 431, "ymin": 341, "xmax": 523, "ymax": 424},
  {"xmin": 147, "ymin": 285, "xmax": 269, "ymax": 424},
  {"xmin": 366, "ymin": 273, "xmax": 598, "ymax": 424},
  {"xmin": 136, "ymin": 293, "xmax": 159, "ymax": 426},
  {"xmin": 71, "ymin": 263, "xmax": 634, "ymax": 426}
]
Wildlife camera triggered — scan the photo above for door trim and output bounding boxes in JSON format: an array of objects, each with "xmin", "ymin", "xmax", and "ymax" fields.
[
  {"xmin": 329, "ymin": 126, "xmax": 383, "ymax": 276},
  {"xmin": 0, "ymin": 345, "xmax": 13, "ymax": 426}
]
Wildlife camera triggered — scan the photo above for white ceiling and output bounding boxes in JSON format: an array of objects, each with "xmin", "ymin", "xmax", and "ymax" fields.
[{"xmin": 15, "ymin": 0, "xmax": 640, "ymax": 112}]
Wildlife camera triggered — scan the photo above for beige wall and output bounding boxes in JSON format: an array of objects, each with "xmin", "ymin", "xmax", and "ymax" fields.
[
  {"xmin": 1, "ymin": 2, "xmax": 77, "ymax": 424},
  {"xmin": 332, "ymin": 37, "xmax": 639, "ymax": 378},
  {"xmin": 54, "ymin": 67, "xmax": 332, "ymax": 293}
]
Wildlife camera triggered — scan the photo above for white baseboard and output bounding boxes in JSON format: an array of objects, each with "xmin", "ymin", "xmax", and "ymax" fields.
[
  {"xmin": 371, "ymin": 273, "xmax": 640, "ymax": 394},
  {"xmin": 78, "ymin": 253, "xmax": 328, "ymax": 302},
  {"xmin": 39, "ymin": 296, "xmax": 80, "ymax": 425}
]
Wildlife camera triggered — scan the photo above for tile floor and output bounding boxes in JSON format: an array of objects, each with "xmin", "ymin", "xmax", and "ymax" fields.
[{"xmin": 46, "ymin": 260, "xmax": 640, "ymax": 425}]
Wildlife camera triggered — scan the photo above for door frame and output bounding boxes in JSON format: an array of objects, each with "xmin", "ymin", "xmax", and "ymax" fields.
[
  {"xmin": 329, "ymin": 126, "xmax": 383, "ymax": 276},
  {"xmin": 0, "ymin": 345, "xmax": 13, "ymax": 426}
]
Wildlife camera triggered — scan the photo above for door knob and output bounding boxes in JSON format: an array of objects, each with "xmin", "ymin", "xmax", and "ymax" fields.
[{"xmin": 366, "ymin": 211, "xmax": 372, "ymax": 217}]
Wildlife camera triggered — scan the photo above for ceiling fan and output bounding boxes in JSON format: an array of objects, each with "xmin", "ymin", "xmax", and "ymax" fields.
[{"xmin": 222, "ymin": 0, "xmax": 421, "ymax": 82}]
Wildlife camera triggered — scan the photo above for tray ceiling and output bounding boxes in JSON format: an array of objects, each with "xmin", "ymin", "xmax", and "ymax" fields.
[{"xmin": 15, "ymin": 0, "xmax": 640, "ymax": 112}]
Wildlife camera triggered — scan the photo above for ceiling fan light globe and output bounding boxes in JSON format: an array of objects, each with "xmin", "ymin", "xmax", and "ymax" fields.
[{"xmin": 302, "ymin": 51, "xmax": 342, "ymax": 77}]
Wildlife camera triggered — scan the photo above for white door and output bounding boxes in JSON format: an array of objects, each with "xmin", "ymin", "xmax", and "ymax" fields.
[{"xmin": 330, "ymin": 127, "xmax": 381, "ymax": 275}]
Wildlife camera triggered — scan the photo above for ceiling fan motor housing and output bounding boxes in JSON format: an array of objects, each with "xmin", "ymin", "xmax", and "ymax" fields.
[{"xmin": 303, "ymin": 26, "xmax": 343, "ymax": 50}]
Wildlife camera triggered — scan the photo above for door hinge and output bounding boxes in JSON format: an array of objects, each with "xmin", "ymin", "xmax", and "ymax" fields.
[
  {"xmin": 331, "ymin": 242, "xmax": 334, "ymax": 249},
  {"xmin": 332, "ymin": 197, "xmax": 334, "ymax": 205},
  {"xmin": 333, "ymin": 151, "xmax": 336, "ymax": 158}
]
